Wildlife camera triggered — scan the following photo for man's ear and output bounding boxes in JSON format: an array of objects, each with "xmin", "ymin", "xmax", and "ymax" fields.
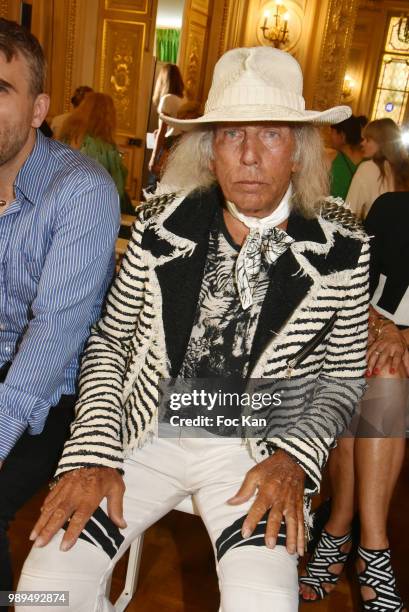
[
  {"xmin": 209, "ymin": 158, "xmax": 215, "ymax": 174},
  {"xmin": 31, "ymin": 93, "xmax": 50, "ymax": 128}
]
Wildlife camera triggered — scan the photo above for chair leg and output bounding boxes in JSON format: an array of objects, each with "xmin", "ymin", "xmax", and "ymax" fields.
[{"xmin": 113, "ymin": 534, "xmax": 145, "ymax": 612}]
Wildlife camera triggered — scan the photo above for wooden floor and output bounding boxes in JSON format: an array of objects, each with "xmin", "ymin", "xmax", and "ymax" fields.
[{"xmin": 10, "ymin": 443, "xmax": 409, "ymax": 611}]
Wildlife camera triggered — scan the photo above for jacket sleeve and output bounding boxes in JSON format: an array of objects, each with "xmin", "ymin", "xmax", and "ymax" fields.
[
  {"xmin": 55, "ymin": 219, "xmax": 148, "ymax": 477},
  {"xmin": 257, "ymin": 239, "xmax": 370, "ymax": 495}
]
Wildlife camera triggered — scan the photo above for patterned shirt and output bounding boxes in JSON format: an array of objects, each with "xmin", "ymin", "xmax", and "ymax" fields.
[
  {"xmin": 0, "ymin": 131, "xmax": 120, "ymax": 460},
  {"xmin": 179, "ymin": 209, "xmax": 270, "ymax": 379}
]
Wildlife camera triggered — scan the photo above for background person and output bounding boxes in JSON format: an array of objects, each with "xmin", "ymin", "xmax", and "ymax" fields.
[
  {"xmin": 60, "ymin": 92, "xmax": 134, "ymax": 215},
  {"xmin": 328, "ymin": 114, "xmax": 367, "ymax": 200},
  {"xmin": 300, "ymin": 172, "xmax": 409, "ymax": 611},
  {"xmin": 346, "ymin": 118, "xmax": 407, "ymax": 219},
  {"xmin": 0, "ymin": 19, "xmax": 119, "ymax": 603},
  {"xmin": 148, "ymin": 62, "xmax": 185, "ymax": 179},
  {"xmin": 50, "ymin": 84, "xmax": 93, "ymax": 140}
]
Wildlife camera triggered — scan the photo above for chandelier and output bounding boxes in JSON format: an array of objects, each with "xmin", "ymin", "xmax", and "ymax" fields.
[
  {"xmin": 260, "ymin": 1, "xmax": 290, "ymax": 48},
  {"xmin": 397, "ymin": 14, "xmax": 409, "ymax": 44}
]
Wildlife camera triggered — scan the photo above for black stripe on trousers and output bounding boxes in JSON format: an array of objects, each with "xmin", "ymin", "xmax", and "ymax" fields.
[
  {"xmin": 63, "ymin": 507, "xmax": 125, "ymax": 560},
  {"xmin": 216, "ymin": 511, "xmax": 286, "ymax": 562}
]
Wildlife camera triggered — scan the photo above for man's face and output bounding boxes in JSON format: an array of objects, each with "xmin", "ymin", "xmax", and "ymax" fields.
[
  {"xmin": 211, "ymin": 123, "xmax": 297, "ymax": 217},
  {"xmin": 0, "ymin": 51, "xmax": 46, "ymax": 167}
]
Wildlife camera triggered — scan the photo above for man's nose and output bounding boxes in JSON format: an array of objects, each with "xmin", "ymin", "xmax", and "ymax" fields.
[{"xmin": 240, "ymin": 134, "xmax": 261, "ymax": 166}]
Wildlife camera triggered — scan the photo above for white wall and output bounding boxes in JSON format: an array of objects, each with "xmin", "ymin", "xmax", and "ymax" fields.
[{"xmin": 156, "ymin": 0, "xmax": 185, "ymax": 28}]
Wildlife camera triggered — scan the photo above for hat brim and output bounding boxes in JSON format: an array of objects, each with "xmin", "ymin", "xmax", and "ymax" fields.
[{"xmin": 161, "ymin": 104, "xmax": 351, "ymax": 131}]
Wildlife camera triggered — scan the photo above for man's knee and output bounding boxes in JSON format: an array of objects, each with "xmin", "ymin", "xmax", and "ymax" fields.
[
  {"xmin": 17, "ymin": 531, "xmax": 113, "ymax": 611},
  {"xmin": 218, "ymin": 545, "xmax": 298, "ymax": 611}
]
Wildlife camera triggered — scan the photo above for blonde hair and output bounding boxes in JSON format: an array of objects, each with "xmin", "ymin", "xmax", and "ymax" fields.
[
  {"xmin": 364, "ymin": 118, "xmax": 409, "ymax": 191},
  {"xmin": 158, "ymin": 124, "xmax": 329, "ymax": 218},
  {"xmin": 60, "ymin": 92, "xmax": 117, "ymax": 147}
]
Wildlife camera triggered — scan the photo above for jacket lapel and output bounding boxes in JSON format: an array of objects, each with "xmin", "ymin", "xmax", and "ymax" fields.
[
  {"xmin": 144, "ymin": 186, "xmax": 223, "ymax": 376},
  {"xmin": 249, "ymin": 212, "xmax": 328, "ymax": 372}
]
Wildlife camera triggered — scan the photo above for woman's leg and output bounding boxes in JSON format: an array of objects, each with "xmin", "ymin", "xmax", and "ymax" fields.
[
  {"xmin": 299, "ymin": 436, "xmax": 355, "ymax": 601},
  {"xmin": 355, "ymin": 364, "xmax": 407, "ymax": 608}
]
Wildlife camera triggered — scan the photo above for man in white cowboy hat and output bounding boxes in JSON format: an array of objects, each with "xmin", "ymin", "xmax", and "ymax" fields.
[{"xmin": 17, "ymin": 47, "xmax": 369, "ymax": 611}]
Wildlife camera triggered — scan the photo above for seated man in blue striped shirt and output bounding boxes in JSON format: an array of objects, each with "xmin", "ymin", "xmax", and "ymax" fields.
[{"xmin": 0, "ymin": 19, "xmax": 119, "ymax": 596}]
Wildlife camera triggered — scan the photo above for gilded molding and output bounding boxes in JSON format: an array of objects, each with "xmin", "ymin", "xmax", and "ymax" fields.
[
  {"xmin": 110, "ymin": 35, "xmax": 134, "ymax": 131},
  {"xmin": 63, "ymin": 0, "xmax": 78, "ymax": 112},
  {"xmin": 312, "ymin": 0, "xmax": 360, "ymax": 110},
  {"xmin": 0, "ymin": 0, "xmax": 8, "ymax": 18},
  {"xmin": 106, "ymin": 0, "xmax": 147, "ymax": 11},
  {"xmin": 99, "ymin": 21, "xmax": 142, "ymax": 134},
  {"xmin": 217, "ymin": 0, "xmax": 230, "ymax": 56},
  {"xmin": 185, "ymin": 34, "xmax": 201, "ymax": 101}
]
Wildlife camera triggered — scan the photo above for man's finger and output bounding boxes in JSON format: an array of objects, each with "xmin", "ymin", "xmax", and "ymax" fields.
[
  {"xmin": 265, "ymin": 504, "xmax": 283, "ymax": 549},
  {"xmin": 297, "ymin": 506, "xmax": 305, "ymax": 556},
  {"xmin": 29, "ymin": 507, "xmax": 55, "ymax": 542},
  {"xmin": 107, "ymin": 490, "xmax": 127, "ymax": 529},
  {"xmin": 283, "ymin": 509, "xmax": 298, "ymax": 555},
  {"xmin": 227, "ymin": 472, "xmax": 258, "ymax": 505},
  {"xmin": 60, "ymin": 508, "xmax": 94, "ymax": 552},
  {"xmin": 241, "ymin": 495, "xmax": 270, "ymax": 538},
  {"xmin": 30, "ymin": 492, "xmax": 68, "ymax": 541},
  {"xmin": 33, "ymin": 504, "xmax": 73, "ymax": 548}
]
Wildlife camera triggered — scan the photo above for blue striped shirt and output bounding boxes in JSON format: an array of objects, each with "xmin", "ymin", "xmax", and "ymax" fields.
[{"xmin": 0, "ymin": 131, "xmax": 120, "ymax": 460}]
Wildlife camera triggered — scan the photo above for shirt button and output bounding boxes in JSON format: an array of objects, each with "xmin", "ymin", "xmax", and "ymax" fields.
[
  {"xmin": 0, "ymin": 324, "xmax": 4, "ymax": 330},
  {"xmin": 4, "ymin": 344, "xmax": 12, "ymax": 353}
]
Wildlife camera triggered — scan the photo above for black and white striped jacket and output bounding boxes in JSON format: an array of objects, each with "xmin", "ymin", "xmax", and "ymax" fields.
[{"xmin": 56, "ymin": 186, "xmax": 369, "ymax": 498}]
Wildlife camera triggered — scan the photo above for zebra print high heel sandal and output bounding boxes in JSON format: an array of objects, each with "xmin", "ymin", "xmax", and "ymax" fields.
[
  {"xmin": 357, "ymin": 546, "xmax": 406, "ymax": 611},
  {"xmin": 299, "ymin": 529, "xmax": 352, "ymax": 602}
]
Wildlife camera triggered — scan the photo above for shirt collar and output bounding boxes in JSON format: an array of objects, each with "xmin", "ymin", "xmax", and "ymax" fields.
[{"xmin": 14, "ymin": 130, "xmax": 49, "ymax": 205}]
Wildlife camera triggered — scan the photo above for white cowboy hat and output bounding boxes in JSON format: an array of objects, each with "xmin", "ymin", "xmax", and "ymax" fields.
[{"xmin": 161, "ymin": 46, "xmax": 351, "ymax": 131}]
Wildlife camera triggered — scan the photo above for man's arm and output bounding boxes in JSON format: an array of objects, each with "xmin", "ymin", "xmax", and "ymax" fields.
[
  {"xmin": 0, "ymin": 180, "xmax": 120, "ymax": 461},
  {"xmin": 262, "ymin": 239, "xmax": 369, "ymax": 493},
  {"xmin": 230, "ymin": 238, "xmax": 370, "ymax": 554},
  {"xmin": 30, "ymin": 218, "xmax": 149, "ymax": 550},
  {"xmin": 54, "ymin": 217, "xmax": 149, "ymax": 477}
]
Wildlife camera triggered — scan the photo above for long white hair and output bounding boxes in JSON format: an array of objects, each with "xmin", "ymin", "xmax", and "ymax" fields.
[{"xmin": 157, "ymin": 124, "xmax": 329, "ymax": 218}]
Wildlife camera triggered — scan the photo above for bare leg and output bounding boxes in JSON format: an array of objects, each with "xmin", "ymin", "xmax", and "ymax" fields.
[
  {"xmin": 299, "ymin": 437, "xmax": 355, "ymax": 600},
  {"xmin": 355, "ymin": 364, "xmax": 407, "ymax": 607}
]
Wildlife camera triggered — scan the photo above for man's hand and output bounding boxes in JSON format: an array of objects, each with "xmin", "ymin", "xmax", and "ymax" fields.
[
  {"xmin": 29, "ymin": 467, "xmax": 126, "ymax": 552},
  {"xmin": 367, "ymin": 323, "xmax": 409, "ymax": 376},
  {"xmin": 228, "ymin": 449, "xmax": 305, "ymax": 556}
]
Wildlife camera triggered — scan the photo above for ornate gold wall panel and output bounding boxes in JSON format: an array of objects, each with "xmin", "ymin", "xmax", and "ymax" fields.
[
  {"xmin": 312, "ymin": 0, "xmax": 360, "ymax": 110},
  {"xmin": 105, "ymin": 0, "xmax": 147, "ymax": 11},
  {"xmin": 0, "ymin": 0, "xmax": 21, "ymax": 20},
  {"xmin": 0, "ymin": 0, "xmax": 9, "ymax": 17},
  {"xmin": 191, "ymin": 0, "xmax": 209, "ymax": 13},
  {"xmin": 183, "ymin": 21, "xmax": 207, "ymax": 101},
  {"xmin": 95, "ymin": 0, "xmax": 157, "ymax": 197},
  {"xmin": 99, "ymin": 20, "xmax": 144, "ymax": 134},
  {"xmin": 179, "ymin": 0, "xmax": 212, "ymax": 103}
]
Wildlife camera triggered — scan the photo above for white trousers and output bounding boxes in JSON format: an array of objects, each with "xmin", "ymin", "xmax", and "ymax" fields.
[{"xmin": 17, "ymin": 436, "xmax": 299, "ymax": 611}]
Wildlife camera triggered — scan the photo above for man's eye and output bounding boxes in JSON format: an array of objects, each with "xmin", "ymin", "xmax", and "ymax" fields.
[
  {"xmin": 224, "ymin": 129, "xmax": 240, "ymax": 138},
  {"xmin": 264, "ymin": 130, "xmax": 279, "ymax": 139}
]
